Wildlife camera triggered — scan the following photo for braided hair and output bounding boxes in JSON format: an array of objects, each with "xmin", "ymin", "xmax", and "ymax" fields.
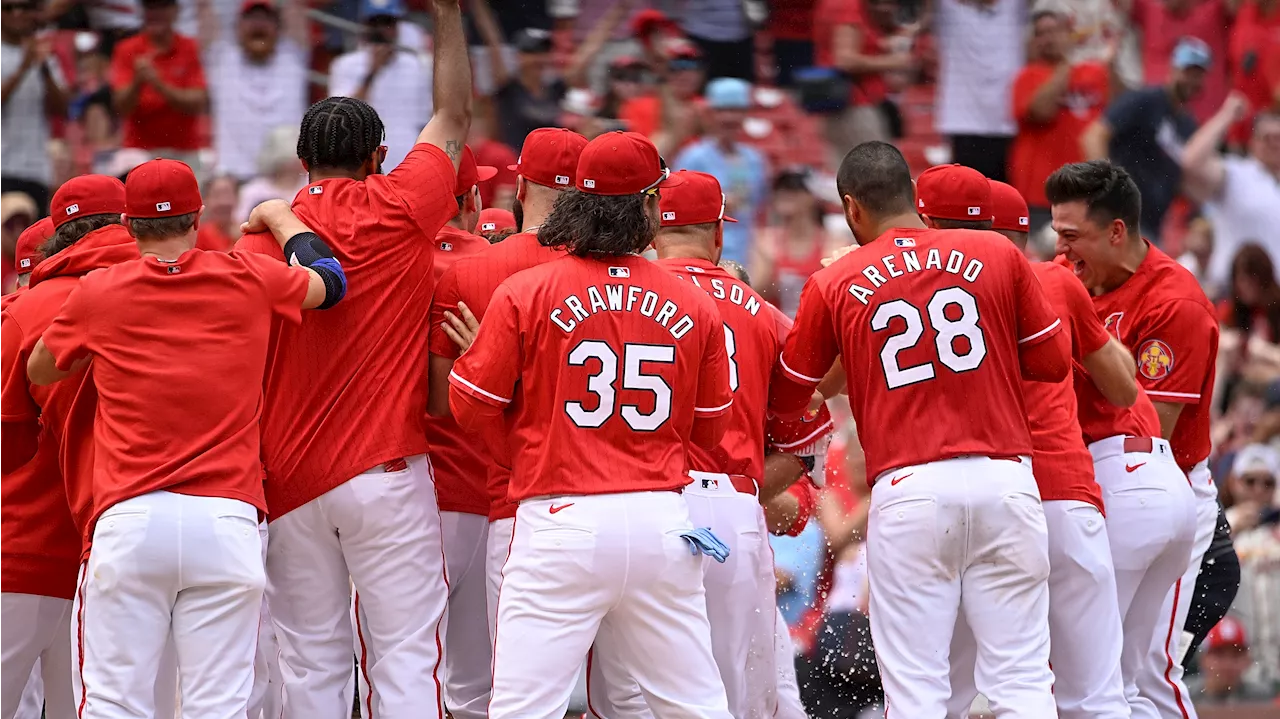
[{"xmin": 297, "ymin": 97, "xmax": 386, "ymax": 174}]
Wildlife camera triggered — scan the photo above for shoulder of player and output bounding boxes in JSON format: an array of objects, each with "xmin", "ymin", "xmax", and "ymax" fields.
[
  {"xmin": 1143, "ymin": 249, "xmax": 1214, "ymax": 310},
  {"xmin": 233, "ymin": 231, "xmax": 287, "ymax": 260}
]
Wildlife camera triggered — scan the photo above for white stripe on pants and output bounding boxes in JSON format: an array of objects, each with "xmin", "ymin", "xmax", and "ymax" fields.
[
  {"xmin": 267, "ymin": 455, "xmax": 448, "ymax": 719},
  {"xmin": 2, "ymin": 593, "xmax": 73, "ymax": 719},
  {"xmin": 867, "ymin": 456, "xmax": 1055, "ymax": 718},
  {"xmin": 79, "ymin": 491, "xmax": 264, "ymax": 719},
  {"xmin": 489, "ymin": 492, "xmax": 731, "ymax": 719},
  {"xmin": 945, "ymin": 499, "xmax": 1128, "ymax": 719},
  {"xmin": 441, "ymin": 511, "xmax": 491, "ymax": 719}
]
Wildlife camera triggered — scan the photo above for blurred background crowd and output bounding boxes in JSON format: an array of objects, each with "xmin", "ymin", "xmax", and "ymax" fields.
[{"xmin": 2, "ymin": 0, "xmax": 1279, "ymax": 713}]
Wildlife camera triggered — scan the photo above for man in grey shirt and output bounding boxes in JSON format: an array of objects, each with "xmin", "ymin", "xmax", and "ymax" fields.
[{"xmin": 1, "ymin": 0, "xmax": 68, "ymax": 215}]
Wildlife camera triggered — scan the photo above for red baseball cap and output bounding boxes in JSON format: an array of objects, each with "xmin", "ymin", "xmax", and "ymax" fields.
[
  {"xmin": 240, "ymin": 0, "xmax": 277, "ymax": 15},
  {"xmin": 1205, "ymin": 617, "xmax": 1249, "ymax": 652},
  {"xmin": 476, "ymin": 207, "xmax": 516, "ymax": 234},
  {"xmin": 576, "ymin": 131, "xmax": 668, "ymax": 196},
  {"xmin": 988, "ymin": 180, "xmax": 1030, "ymax": 233},
  {"xmin": 658, "ymin": 171, "xmax": 737, "ymax": 226},
  {"xmin": 15, "ymin": 216, "xmax": 54, "ymax": 273},
  {"xmin": 455, "ymin": 145, "xmax": 498, "ymax": 196},
  {"xmin": 125, "ymin": 159, "xmax": 202, "ymax": 219},
  {"xmin": 916, "ymin": 164, "xmax": 992, "ymax": 222},
  {"xmin": 509, "ymin": 128, "xmax": 589, "ymax": 189},
  {"xmin": 51, "ymin": 175, "xmax": 126, "ymax": 229}
]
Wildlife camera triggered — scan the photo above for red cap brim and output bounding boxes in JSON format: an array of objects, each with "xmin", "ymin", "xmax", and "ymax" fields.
[
  {"xmin": 506, "ymin": 163, "xmax": 519, "ymax": 172},
  {"xmin": 722, "ymin": 215, "xmax": 738, "ymax": 223},
  {"xmin": 477, "ymin": 166, "xmax": 498, "ymax": 182}
]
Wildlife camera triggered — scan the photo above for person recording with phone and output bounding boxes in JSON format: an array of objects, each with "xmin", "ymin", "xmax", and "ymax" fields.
[{"xmin": 328, "ymin": 0, "xmax": 432, "ymax": 170}]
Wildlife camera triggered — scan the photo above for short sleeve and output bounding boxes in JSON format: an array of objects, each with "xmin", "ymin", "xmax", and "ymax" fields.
[
  {"xmin": 183, "ymin": 41, "xmax": 207, "ymax": 89},
  {"xmin": 42, "ymin": 283, "xmax": 94, "ymax": 372},
  {"xmin": 386, "ymin": 143, "xmax": 460, "ymax": 238},
  {"xmin": 232, "ymin": 231, "xmax": 286, "ymax": 261},
  {"xmin": 694, "ymin": 315, "xmax": 733, "ymax": 418},
  {"xmin": 109, "ymin": 43, "xmax": 133, "ymax": 90},
  {"xmin": 1061, "ymin": 270, "xmax": 1110, "ymax": 359},
  {"xmin": 429, "ymin": 265, "xmax": 462, "ymax": 360},
  {"xmin": 1013, "ymin": 253, "xmax": 1063, "ymax": 347},
  {"xmin": 1135, "ymin": 299, "xmax": 1217, "ymax": 404},
  {"xmin": 449, "ymin": 283, "xmax": 522, "ymax": 409},
  {"xmin": 237, "ymin": 252, "xmax": 310, "ymax": 325},
  {"xmin": 1, "ymin": 312, "xmax": 38, "ymax": 423}
]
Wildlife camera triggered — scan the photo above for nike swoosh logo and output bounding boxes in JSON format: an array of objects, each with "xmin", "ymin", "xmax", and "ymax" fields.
[
  {"xmin": 549, "ymin": 503, "xmax": 574, "ymax": 514},
  {"xmin": 891, "ymin": 473, "xmax": 913, "ymax": 486},
  {"xmin": 1125, "ymin": 463, "xmax": 1146, "ymax": 473}
]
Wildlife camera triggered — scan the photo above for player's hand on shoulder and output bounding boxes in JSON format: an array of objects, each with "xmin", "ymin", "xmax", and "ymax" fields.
[
  {"xmin": 821, "ymin": 244, "xmax": 855, "ymax": 268},
  {"xmin": 241, "ymin": 199, "xmax": 296, "ymax": 236}
]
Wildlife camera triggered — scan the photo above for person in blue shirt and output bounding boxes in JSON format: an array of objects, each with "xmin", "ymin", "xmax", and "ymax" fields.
[{"xmin": 673, "ymin": 77, "xmax": 769, "ymax": 267}]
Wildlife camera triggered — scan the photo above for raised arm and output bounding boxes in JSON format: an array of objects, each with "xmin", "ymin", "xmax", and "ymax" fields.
[
  {"xmin": 565, "ymin": 0, "xmax": 631, "ymax": 87},
  {"xmin": 416, "ymin": 0, "xmax": 472, "ymax": 168},
  {"xmin": 1181, "ymin": 92, "xmax": 1249, "ymax": 203}
]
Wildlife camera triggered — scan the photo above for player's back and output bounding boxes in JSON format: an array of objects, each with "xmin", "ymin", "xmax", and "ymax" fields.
[
  {"xmin": 493, "ymin": 254, "xmax": 727, "ymax": 501},
  {"xmin": 813, "ymin": 227, "xmax": 1055, "ymax": 480},
  {"xmin": 655, "ymin": 257, "xmax": 785, "ymax": 482},
  {"xmin": 236, "ymin": 144, "xmax": 458, "ymax": 517}
]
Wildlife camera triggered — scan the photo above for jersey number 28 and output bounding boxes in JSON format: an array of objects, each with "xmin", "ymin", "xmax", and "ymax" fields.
[
  {"xmin": 872, "ymin": 287, "xmax": 987, "ymax": 390},
  {"xmin": 565, "ymin": 340, "xmax": 674, "ymax": 431}
]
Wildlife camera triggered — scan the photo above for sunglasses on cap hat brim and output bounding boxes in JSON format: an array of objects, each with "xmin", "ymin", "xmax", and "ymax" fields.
[{"xmin": 640, "ymin": 158, "xmax": 670, "ymax": 196}]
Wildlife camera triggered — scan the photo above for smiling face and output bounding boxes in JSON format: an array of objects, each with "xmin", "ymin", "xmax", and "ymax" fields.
[{"xmin": 1052, "ymin": 199, "xmax": 1131, "ymax": 292}]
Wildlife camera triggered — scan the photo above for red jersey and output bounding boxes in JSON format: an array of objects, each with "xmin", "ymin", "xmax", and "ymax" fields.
[
  {"xmin": 428, "ymin": 231, "xmax": 564, "ymax": 520},
  {"xmin": 1091, "ymin": 242, "xmax": 1219, "ymax": 471},
  {"xmin": 424, "ymin": 225, "xmax": 492, "ymax": 516},
  {"xmin": 770, "ymin": 226, "xmax": 1063, "ymax": 482},
  {"xmin": 0, "ymin": 225, "xmax": 138, "ymax": 567},
  {"xmin": 237, "ymin": 143, "xmax": 457, "ymax": 519},
  {"xmin": 450, "ymin": 254, "xmax": 733, "ymax": 501},
  {"xmin": 1025, "ymin": 262, "xmax": 1106, "ymax": 510},
  {"xmin": 655, "ymin": 258, "xmax": 789, "ymax": 484},
  {"xmin": 41, "ymin": 249, "xmax": 310, "ymax": 530},
  {"xmin": 109, "ymin": 33, "xmax": 207, "ymax": 151}
]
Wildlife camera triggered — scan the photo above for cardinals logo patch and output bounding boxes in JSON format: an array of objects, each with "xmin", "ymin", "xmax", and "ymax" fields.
[{"xmin": 1138, "ymin": 339, "xmax": 1173, "ymax": 380}]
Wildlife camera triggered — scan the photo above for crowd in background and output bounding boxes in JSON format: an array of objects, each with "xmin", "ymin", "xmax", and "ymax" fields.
[{"xmin": 3, "ymin": 0, "xmax": 1280, "ymax": 713}]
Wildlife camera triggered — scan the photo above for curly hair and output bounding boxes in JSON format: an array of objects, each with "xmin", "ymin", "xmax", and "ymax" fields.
[
  {"xmin": 41, "ymin": 213, "xmax": 121, "ymax": 258},
  {"xmin": 297, "ymin": 97, "xmax": 386, "ymax": 173},
  {"xmin": 538, "ymin": 190, "xmax": 656, "ymax": 257}
]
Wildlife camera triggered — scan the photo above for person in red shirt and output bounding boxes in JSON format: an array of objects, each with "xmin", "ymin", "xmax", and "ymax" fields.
[
  {"xmin": 109, "ymin": 0, "xmax": 208, "ymax": 162},
  {"xmin": 427, "ymin": 126, "xmax": 587, "ymax": 635},
  {"xmin": 448, "ymin": 131, "xmax": 735, "ymax": 719},
  {"xmin": 1227, "ymin": 0, "xmax": 1280, "ymax": 144},
  {"xmin": 475, "ymin": 207, "xmax": 516, "ymax": 239},
  {"xmin": 26, "ymin": 159, "xmax": 340, "ymax": 719},
  {"xmin": 918, "ymin": 168, "xmax": 1136, "ymax": 719},
  {"xmin": 768, "ymin": 141, "xmax": 1069, "ymax": 717},
  {"xmin": 1048, "ymin": 159, "xmax": 1235, "ymax": 719},
  {"xmin": 10, "ymin": 216, "xmax": 51, "ymax": 292},
  {"xmin": 232, "ymin": 1, "xmax": 471, "ymax": 714},
  {"xmin": 1008, "ymin": 7, "xmax": 1111, "ymax": 228}
]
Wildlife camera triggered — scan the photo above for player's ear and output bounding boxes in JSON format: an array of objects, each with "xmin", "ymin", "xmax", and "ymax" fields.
[
  {"xmin": 516, "ymin": 176, "xmax": 526, "ymax": 203},
  {"xmin": 1110, "ymin": 218, "xmax": 1128, "ymax": 246},
  {"xmin": 191, "ymin": 205, "xmax": 204, "ymax": 233},
  {"xmin": 841, "ymin": 194, "xmax": 859, "ymax": 230}
]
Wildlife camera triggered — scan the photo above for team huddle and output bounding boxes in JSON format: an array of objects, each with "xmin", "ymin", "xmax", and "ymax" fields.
[{"xmin": 0, "ymin": 0, "xmax": 1240, "ymax": 718}]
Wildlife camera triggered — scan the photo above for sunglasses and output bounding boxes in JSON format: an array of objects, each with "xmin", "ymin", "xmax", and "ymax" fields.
[{"xmin": 640, "ymin": 158, "xmax": 670, "ymax": 197}]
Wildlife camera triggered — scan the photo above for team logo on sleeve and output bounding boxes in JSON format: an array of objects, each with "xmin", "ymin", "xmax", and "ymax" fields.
[
  {"xmin": 1103, "ymin": 311, "xmax": 1124, "ymax": 339},
  {"xmin": 1138, "ymin": 339, "xmax": 1174, "ymax": 380}
]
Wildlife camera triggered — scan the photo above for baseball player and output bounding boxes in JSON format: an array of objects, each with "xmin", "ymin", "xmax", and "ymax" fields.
[
  {"xmin": 26, "ymin": 159, "xmax": 345, "ymax": 718},
  {"xmin": 476, "ymin": 207, "xmax": 516, "ymax": 238},
  {"xmin": 5, "ymin": 217, "xmax": 52, "ymax": 302},
  {"xmin": 449, "ymin": 130, "xmax": 735, "ymax": 719},
  {"xmin": 356, "ymin": 145, "xmax": 496, "ymax": 719},
  {"xmin": 231, "ymin": 0, "xmax": 472, "ymax": 715},
  {"xmin": 427, "ymin": 126, "xmax": 589, "ymax": 631},
  {"xmin": 769, "ymin": 142, "xmax": 1070, "ymax": 717},
  {"xmin": 912, "ymin": 169, "xmax": 1135, "ymax": 719},
  {"xmin": 1048, "ymin": 160, "xmax": 1226, "ymax": 719}
]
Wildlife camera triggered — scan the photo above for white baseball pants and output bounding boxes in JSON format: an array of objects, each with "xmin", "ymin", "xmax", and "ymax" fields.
[
  {"xmin": 945, "ymin": 499, "xmax": 1128, "ymax": 719},
  {"xmin": 440, "ymin": 511, "xmax": 491, "ymax": 719},
  {"xmin": 266, "ymin": 455, "xmax": 447, "ymax": 719},
  {"xmin": 489, "ymin": 492, "xmax": 731, "ymax": 719},
  {"xmin": 867, "ymin": 455, "xmax": 1055, "ymax": 718},
  {"xmin": 486, "ymin": 516, "xmax": 515, "ymax": 641},
  {"xmin": 1090, "ymin": 437, "xmax": 1196, "ymax": 719},
  {"xmin": 247, "ymin": 521, "xmax": 281, "ymax": 719},
  {"xmin": 15, "ymin": 660, "xmax": 44, "ymax": 719},
  {"xmin": 2, "ymin": 593, "xmax": 73, "ymax": 719},
  {"xmin": 1137, "ymin": 460, "xmax": 1218, "ymax": 719},
  {"xmin": 772, "ymin": 607, "xmax": 807, "ymax": 719},
  {"xmin": 78, "ymin": 491, "xmax": 264, "ymax": 719}
]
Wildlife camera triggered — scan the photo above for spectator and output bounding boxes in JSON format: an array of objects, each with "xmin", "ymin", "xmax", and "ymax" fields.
[
  {"xmin": 0, "ymin": 192, "xmax": 37, "ymax": 293},
  {"xmin": 1082, "ymin": 36, "xmax": 1209, "ymax": 240},
  {"xmin": 467, "ymin": 100, "xmax": 517, "ymax": 210},
  {"xmin": 768, "ymin": 0, "xmax": 817, "ymax": 87},
  {"xmin": 649, "ymin": 41, "xmax": 707, "ymax": 157},
  {"xmin": 196, "ymin": 173, "xmax": 239, "ymax": 251},
  {"xmin": 201, "ymin": 0, "xmax": 308, "ymax": 183},
  {"xmin": 2, "ymin": 0, "xmax": 69, "ymax": 214},
  {"xmin": 1123, "ymin": 0, "xmax": 1235, "ymax": 121},
  {"xmin": 1177, "ymin": 215, "xmax": 1218, "ymax": 296},
  {"xmin": 1008, "ymin": 6, "xmax": 1110, "ymax": 229},
  {"xmin": 1188, "ymin": 617, "xmax": 1275, "ymax": 703},
  {"xmin": 930, "ymin": 0, "xmax": 1025, "ymax": 183},
  {"xmin": 1226, "ymin": 0, "xmax": 1280, "ymax": 145},
  {"xmin": 1225, "ymin": 443, "xmax": 1280, "ymax": 533},
  {"xmin": 672, "ymin": 77, "xmax": 769, "ymax": 267},
  {"xmin": 1220, "ymin": 243, "xmax": 1280, "ymax": 345},
  {"xmin": 465, "ymin": 0, "xmax": 554, "ymax": 96},
  {"xmin": 750, "ymin": 167, "xmax": 837, "ymax": 317},
  {"xmin": 772, "ymin": 519, "xmax": 825, "ymax": 627},
  {"xmin": 328, "ymin": 0, "xmax": 431, "ymax": 171},
  {"xmin": 813, "ymin": 0, "xmax": 915, "ymax": 168},
  {"xmin": 1057, "ymin": 0, "xmax": 1142, "ymax": 88},
  {"xmin": 44, "ymin": 0, "xmax": 140, "ymax": 53},
  {"xmin": 110, "ymin": 0, "xmax": 209, "ymax": 169},
  {"xmin": 667, "ymin": 0, "xmax": 756, "ymax": 82},
  {"xmin": 233, "ymin": 124, "xmax": 304, "ymax": 223},
  {"xmin": 599, "ymin": 55, "xmax": 650, "ymax": 130},
  {"xmin": 1182, "ymin": 93, "xmax": 1280, "ymax": 290}
]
